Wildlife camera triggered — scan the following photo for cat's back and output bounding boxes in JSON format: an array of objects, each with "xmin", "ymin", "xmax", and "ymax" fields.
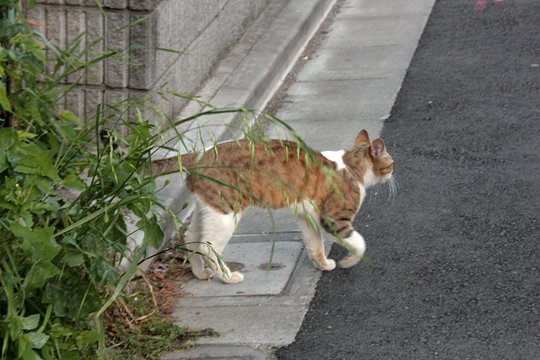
[
  {"xmin": 186, "ymin": 139, "xmax": 335, "ymax": 210},
  {"xmin": 193, "ymin": 139, "xmax": 311, "ymax": 168}
]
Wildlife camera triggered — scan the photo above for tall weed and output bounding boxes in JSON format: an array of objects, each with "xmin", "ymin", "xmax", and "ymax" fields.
[{"xmin": 0, "ymin": 1, "xmax": 315, "ymax": 358}]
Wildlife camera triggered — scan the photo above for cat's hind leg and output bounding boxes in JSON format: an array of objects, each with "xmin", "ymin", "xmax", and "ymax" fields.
[
  {"xmin": 298, "ymin": 204, "xmax": 336, "ymax": 271},
  {"xmin": 193, "ymin": 201, "xmax": 243, "ymax": 284},
  {"xmin": 185, "ymin": 204, "xmax": 212, "ymax": 280}
]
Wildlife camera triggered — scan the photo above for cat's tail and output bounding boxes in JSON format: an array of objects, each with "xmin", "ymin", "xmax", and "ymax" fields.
[
  {"xmin": 99, "ymin": 129, "xmax": 198, "ymax": 177},
  {"xmin": 146, "ymin": 153, "xmax": 197, "ymax": 177}
]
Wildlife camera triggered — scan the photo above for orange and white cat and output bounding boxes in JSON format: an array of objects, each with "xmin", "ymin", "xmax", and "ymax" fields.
[{"xmin": 152, "ymin": 129, "xmax": 394, "ymax": 284}]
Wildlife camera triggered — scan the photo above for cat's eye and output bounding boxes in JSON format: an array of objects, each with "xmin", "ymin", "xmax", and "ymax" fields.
[{"xmin": 378, "ymin": 163, "xmax": 393, "ymax": 174}]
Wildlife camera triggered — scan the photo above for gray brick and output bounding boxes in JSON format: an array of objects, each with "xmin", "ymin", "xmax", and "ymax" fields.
[
  {"xmin": 85, "ymin": 9, "xmax": 104, "ymax": 85},
  {"xmin": 55, "ymin": 94, "xmax": 66, "ymax": 113},
  {"xmin": 37, "ymin": 0, "xmax": 271, "ymax": 130},
  {"xmin": 104, "ymin": 90, "xmax": 129, "ymax": 135},
  {"xmin": 27, "ymin": 6, "xmax": 46, "ymax": 34},
  {"xmin": 45, "ymin": 8, "xmax": 66, "ymax": 78},
  {"xmin": 105, "ymin": 89, "xmax": 128, "ymax": 104},
  {"xmin": 65, "ymin": 87, "xmax": 85, "ymax": 118},
  {"xmin": 66, "ymin": 10, "xmax": 86, "ymax": 83},
  {"xmin": 152, "ymin": 0, "xmax": 227, "ymax": 81},
  {"xmin": 128, "ymin": 13, "xmax": 156, "ymax": 90},
  {"xmin": 105, "ymin": 12, "xmax": 130, "ymax": 88},
  {"xmin": 104, "ymin": 0, "xmax": 128, "ymax": 9},
  {"xmin": 84, "ymin": 88, "xmax": 104, "ymax": 119},
  {"xmin": 128, "ymin": 0, "xmax": 160, "ymax": 11},
  {"xmin": 45, "ymin": 8, "xmax": 66, "ymax": 49}
]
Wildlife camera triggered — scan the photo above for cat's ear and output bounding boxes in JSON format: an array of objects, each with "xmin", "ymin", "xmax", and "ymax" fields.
[
  {"xmin": 354, "ymin": 129, "xmax": 370, "ymax": 146},
  {"xmin": 370, "ymin": 139, "xmax": 385, "ymax": 158}
]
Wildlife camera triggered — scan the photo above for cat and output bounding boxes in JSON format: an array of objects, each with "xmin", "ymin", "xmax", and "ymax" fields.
[{"xmin": 150, "ymin": 129, "xmax": 394, "ymax": 284}]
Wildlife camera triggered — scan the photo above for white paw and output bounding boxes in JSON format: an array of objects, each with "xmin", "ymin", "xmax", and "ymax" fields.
[
  {"xmin": 317, "ymin": 259, "xmax": 336, "ymax": 271},
  {"xmin": 338, "ymin": 255, "xmax": 361, "ymax": 268},
  {"xmin": 221, "ymin": 271, "xmax": 244, "ymax": 284}
]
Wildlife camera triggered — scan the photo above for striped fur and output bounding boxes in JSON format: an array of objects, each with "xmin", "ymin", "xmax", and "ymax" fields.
[{"xmin": 152, "ymin": 129, "xmax": 393, "ymax": 283}]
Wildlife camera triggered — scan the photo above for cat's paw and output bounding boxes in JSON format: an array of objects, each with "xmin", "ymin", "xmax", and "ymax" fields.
[
  {"xmin": 221, "ymin": 271, "xmax": 244, "ymax": 284},
  {"xmin": 338, "ymin": 255, "xmax": 361, "ymax": 268},
  {"xmin": 317, "ymin": 259, "xmax": 336, "ymax": 271},
  {"xmin": 192, "ymin": 267, "xmax": 213, "ymax": 280}
]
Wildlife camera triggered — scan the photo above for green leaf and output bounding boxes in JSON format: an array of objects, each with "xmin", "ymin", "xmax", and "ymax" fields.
[
  {"xmin": 91, "ymin": 260, "xmax": 118, "ymax": 284},
  {"xmin": 12, "ymin": 147, "xmax": 60, "ymax": 182},
  {"xmin": 25, "ymin": 262, "xmax": 60, "ymax": 289},
  {"xmin": 138, "ymin": 216, "xmax": 164, "ymax": 248},
  {"xmin": 61, "ymin": 251, "xmax": 84, "ymax": 267},
  {"xmin": 56, "ymin": 351, "xmax": 79, "ymax": 360},
  {"xmin": 48, "ymin": 323, "xmax": 73, "ymax": 338},
  {"xmin": 43, "ymin": 278, "xmax": 100, "ymax": 319},
  {"xmin": 17, "ymin": 131, "xmax": 38, "ymax": 141},
  {"xmin": 21, "ymin": 347, "xmax": 41, "ymax": 360},
  {"xmin": 0, "ymin": 146, "xmax": 8, "ymax": 173},
  {"xmin": 18, "ymin": 333, "xmax": 30, "ymax": 359},
  {"xmin": 75, "ymin": 330, "xmax": 99, "ymax": 350},
  {"xmin": 0, "ymin": 80, "xmax": 12, "ymax": 112},
  {"xmin": 27, "ymin": 332, "xmax": 49, "ymax": 349},
  {"xmin": 13, "ymin": 226, "xmax": 61, "ymax": 262},
  {"xmin": 0, "ymin": 128, "xmax": 16, "ymax": 150},
  {"xmin": 59, "ymin": 110, "xmax": 83, "ymax": 126},
  {"xmin": 22, "ymin": 314, "xmax": 40, "ymax": 331},
  {"xmin": 63, "ymin": 173, "xmax": 85, "ymax": 191}
]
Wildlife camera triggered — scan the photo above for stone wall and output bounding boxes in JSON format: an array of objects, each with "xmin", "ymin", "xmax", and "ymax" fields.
[{"xmin": 30, "ymin": 0, "xmax": 270, "ymax": 125}]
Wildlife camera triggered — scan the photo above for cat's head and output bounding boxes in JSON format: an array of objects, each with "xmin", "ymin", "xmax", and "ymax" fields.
[{"xmin": 343, "ymin": 129, "xmax": 394, "ymax": 187}]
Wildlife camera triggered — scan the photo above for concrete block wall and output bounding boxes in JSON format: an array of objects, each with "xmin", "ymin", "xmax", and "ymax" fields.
[{"xmin": 30, "ymin": 0, "xmax": 271, "ymax": 126}]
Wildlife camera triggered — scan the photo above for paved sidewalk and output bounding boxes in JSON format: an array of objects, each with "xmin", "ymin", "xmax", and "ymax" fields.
[{"xmin": 161, "ymin": 0, "xmax": 435, "ymax": 358}]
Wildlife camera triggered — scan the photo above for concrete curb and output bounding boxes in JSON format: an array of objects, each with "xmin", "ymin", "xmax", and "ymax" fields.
[{"xmin": 208, "ymin": 0, "xmax": 338, "ymax": 128}]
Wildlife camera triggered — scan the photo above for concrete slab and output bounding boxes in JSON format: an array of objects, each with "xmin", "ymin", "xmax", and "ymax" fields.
[
  {"xmin": 235, "ymin": 208, "xmax": 300, "ymax": 235},
  {"xmin": 162, "ymin": 0, "xmax": 436, "ymax": 358},
  {"xmin": 297, "ymin": 44, "xmax": 414, "ymax": 81},
  {"xmin": 326, "ymin": 13, "xmax": 430, "ymax": 47},
  {"xmin": 182, "ymin": 241, "xmax": 303, "ymax": 297},
  {"xmin": 339, "ymin": 0, "xmax": 435, "ymax": 17},
  {"xmin": 276, "ymin": 77, "xmax": 403, "ymax": 127},
  {"xmin": 175, "ymin": 304, "xmax": 308, "ymax": 346},
  {"xmin": 163, "ymin": 345, "xmax": 273, "ymax": 360}
]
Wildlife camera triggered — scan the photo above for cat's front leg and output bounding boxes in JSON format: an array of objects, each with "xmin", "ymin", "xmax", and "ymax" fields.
[
  {"xmin": 335, "ymin": 230, "xmax": 366, "ymax": 268},
  {"xmin": 320, "ymin": 212, "xmax": 366, "ymax": 268}
]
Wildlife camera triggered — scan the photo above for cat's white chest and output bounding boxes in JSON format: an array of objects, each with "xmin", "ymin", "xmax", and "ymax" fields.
[
  {"xmin": 322, "ymin": 149, "xmax": 365, "ymax": 208},
  {"xmin": 321, "ymin": 150, "xmax": 346, "ymax": 170}
]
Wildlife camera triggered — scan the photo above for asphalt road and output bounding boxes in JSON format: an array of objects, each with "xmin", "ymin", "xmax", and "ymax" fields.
[{"xmin": 277, "ymin": 0, "xmax": 540, "ymax": 359}]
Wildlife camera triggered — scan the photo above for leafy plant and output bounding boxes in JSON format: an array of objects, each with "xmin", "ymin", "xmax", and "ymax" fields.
[
  {"xmin": 0, "ymin": 1, "xmax": 197, "ymax": 358},
  {"xmin": 0, "ymin": 1, "xmax": 320, "ymax": 359}
]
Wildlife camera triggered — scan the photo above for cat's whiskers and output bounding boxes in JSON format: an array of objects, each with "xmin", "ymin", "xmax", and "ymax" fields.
[{"xmin": 387, "ymin": 175, "xmax": 398, "ymax": 201}]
